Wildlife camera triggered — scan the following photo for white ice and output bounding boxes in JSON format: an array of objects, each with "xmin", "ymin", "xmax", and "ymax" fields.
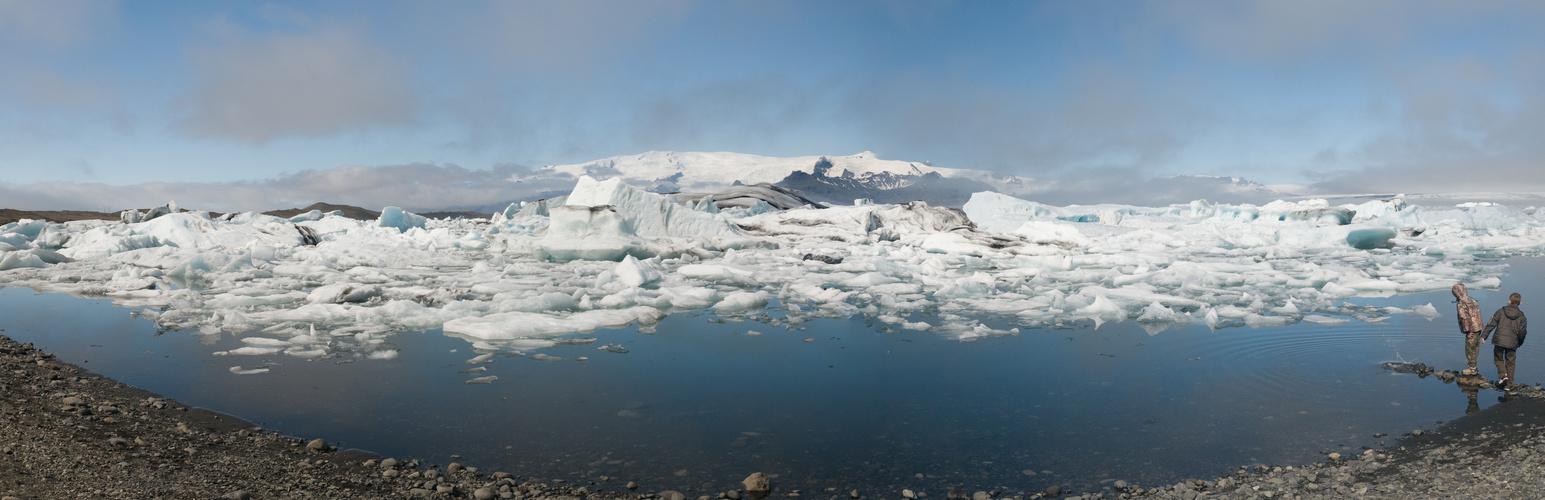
[{"xmin": 4, "ymin": 179, "xmax": 1543, "ymax": 366}]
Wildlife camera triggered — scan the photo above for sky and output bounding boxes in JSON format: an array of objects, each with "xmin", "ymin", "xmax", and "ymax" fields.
[{"xmin": 2, "ymin": 0, "xmax": 1544, "ymax": 212}]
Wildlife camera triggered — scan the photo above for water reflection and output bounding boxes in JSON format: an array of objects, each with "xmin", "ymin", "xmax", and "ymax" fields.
[
  {"xmin": 1456, "ymin": 372, "xmax": 1485, "ymax": 415},
  {"xmin": 3, "ymin": 257, "xmax": 1545, "ymax": 495}
]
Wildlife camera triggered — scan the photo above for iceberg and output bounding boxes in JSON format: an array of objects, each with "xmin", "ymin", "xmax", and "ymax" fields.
[
  {"xmin": 3, "ymin": 183, "xmax": 1544, "ymax": 367},
  {"xmin": 378, "ymin": 207, "xmax": 428, "ymax": 231}
]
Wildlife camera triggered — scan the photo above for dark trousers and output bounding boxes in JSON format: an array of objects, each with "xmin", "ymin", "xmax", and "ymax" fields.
[{"xmin": 1494, "ymin": 345, "xmax": 1518, "ymax": 382}]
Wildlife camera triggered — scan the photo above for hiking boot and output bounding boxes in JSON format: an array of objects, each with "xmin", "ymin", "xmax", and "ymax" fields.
[{"xmin": 1498, "ymin": 377, "xmax": 1509, "ymax": 389}]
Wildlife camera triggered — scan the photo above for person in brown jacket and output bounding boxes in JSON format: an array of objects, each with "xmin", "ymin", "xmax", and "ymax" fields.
[{"xmin": 1454, "ymin": 283, "xmax": 1485, "ymax": 375}]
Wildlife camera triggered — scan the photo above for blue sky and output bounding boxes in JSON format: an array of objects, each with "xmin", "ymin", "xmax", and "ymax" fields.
[{"xmin": 2, "ymin": 1, "xmax": 1543, "ymax": 211}]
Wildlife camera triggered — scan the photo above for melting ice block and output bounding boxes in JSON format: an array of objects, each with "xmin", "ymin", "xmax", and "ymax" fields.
[
  {"xmin": 378, "ymin": 207, "xmax": 428, "ymax": 231},
  {"xmin": 443, "ymin": 307, "xmax": 665, "ymax": 340},
  {"xmin": 537, "ymin": 176, "xmax": 760, "ymax": 261}
]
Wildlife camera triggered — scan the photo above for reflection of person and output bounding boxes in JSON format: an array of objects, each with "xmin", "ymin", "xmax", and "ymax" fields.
[
  {"xmin": 1456, "ymin": 371, "xmax": 1485, "ymax": 414},
  {"xmin": 1454, "ymin": 284, "xmax": 1485, "ymax": 375},
  {"xmin": 1481, "ymin": 293, "xmax": 1528, "ymax": 389}
]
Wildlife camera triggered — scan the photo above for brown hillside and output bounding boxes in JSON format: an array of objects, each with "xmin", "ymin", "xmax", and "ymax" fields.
[{"xmin": 0, "ymin": 209, "xmax": 120, "ymax": 226}]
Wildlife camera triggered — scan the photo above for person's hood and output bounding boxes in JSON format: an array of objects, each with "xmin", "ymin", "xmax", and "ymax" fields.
[
  {"xmin": 1453, "ymin": 283, "xmax": 1469, "ymax": 299},
  {"xmin": 1505, "ymin": 304, "xmax": 1524, "ymax": 320}
]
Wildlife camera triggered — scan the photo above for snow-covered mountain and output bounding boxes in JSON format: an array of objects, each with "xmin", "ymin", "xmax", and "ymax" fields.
[
  {"xmin": 540, "ymin": 151, "xmax": 1032, "ymax": 207},
  {"xmin": 535, "ymin": 150, "xmax": 1311, "ymax": 208}
]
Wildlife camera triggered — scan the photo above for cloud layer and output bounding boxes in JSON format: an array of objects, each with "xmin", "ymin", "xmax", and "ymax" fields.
[
  {"xmin": 3, "ymin": 1, "xmax": 1545, "ymax": 205},
  {"xmin": 179, "ymin": 25, "xmax": 414, "ymax": 144},
  {"xmin": 0, "ymin": 163, "xmax": 575, "ymax": 213}
]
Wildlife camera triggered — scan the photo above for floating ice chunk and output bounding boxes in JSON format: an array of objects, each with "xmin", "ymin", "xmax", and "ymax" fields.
[
  {"xmin": 1076, "ymin": 295, "xmax": 1124, "ymax": 329},
  {"xmin": 714, "ymin": 291, "xmax": 769, "ymax": 311},
  {"xmin": 560, "ymin": 176, "xmax": 750, "ymax": 242},
  {"xmin": 538, "ymin": 205, "xmax": 651, "ymax": 262},
  {"xmin": 224, "ymin": 346, "xmax": 282, "ymax": 356},
  {"xmin": 677, "ymin": 263, "xmax": 757, "ymax": 285},
  {"xmin": 1412, "ymin": 303, "xmax": 1439, "ymax": 319},
  {"xmin": 693, "ymin": 195, "xmax": 720, "ymax": 213},
  {"xmin": 288, "ymin": 210, "xmax": 327, "ymax": 223},
  {"xmin": 614, "ymin": 255, "xmax": 663, "ymax": 288},
  {"xmin": 1344, "ymin": 227, "xmax": 1398, "ymax": 250},
  {"xmin": 377, "ymin": 207, "xmax": 427, "ymax": 231},
  {"xmin": 529, "ymin": 354, "xmax": 563, "ymax": 362},
  {"xmin": 229, "ymin": 366, "xmax": 269, "ymax": 375},
  {"xmin": 443, "ymin": 307, "xmax": 665, "ymax": 340},
  {"xmin": 1302, "ymin": 315, "xmax": 1351, "ymax": 326},
  {"xmin": 843, "ymin": 272, "xmax": 898, "ymax": 288},
  {"xmin": 240, "ymin": 337, "xmax": 289, "ymax": 346},
  {"xmin": 284, "ymin": 347, "xmax": 327, "ymax": 357},
  {"xmin": 920, "ymin": 233, "xmax": 985, "ymax": 256},
  {"xmin": 467, "ymin": 353, "xmax": 495, "ymax": 364},
  {"xmin": 1244, "ymin": 314, "xmax": 1296, "ymax": 328},
  {"xmin": 367, "ymin": 350, "xmax": 399, "ymax": 360},
  {"xmin": 1013, "ymin": 221, "xmax": 1092, "ymax": 247},
  {"xmin": 0, "ymin": 251, "xmax": 48, "ymax": 270},
  {"xmin": 306, "ymin": 283, "xmax": 383, "ymax": 304},
  {"xmin": 465, "ymin": 375, "xmax": 498, "ymax": 384}
]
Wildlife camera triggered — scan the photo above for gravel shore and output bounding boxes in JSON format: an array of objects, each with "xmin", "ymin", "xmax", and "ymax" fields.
[{"xmin": 6, "ymin": 334, "xmax": 1545, "ymax": 500}]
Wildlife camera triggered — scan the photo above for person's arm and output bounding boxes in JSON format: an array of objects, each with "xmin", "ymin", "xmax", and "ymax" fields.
[
  {"xmin": 1519, "ymin": 314, "xmax": 1527, "ymax": 346},
  {"xmin": 1483, "ymin": 309, "xmax": 1502, "ymax": 342}
]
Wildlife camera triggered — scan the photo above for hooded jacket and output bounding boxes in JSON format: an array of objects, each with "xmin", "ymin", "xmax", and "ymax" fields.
[
  {"xmin": 1454, "ymin": 284, "xmax": 1484, "ymax": 335},
  {"xmin": 1483, "ymin": 304, "xmax": 1528, "ymax": 349}
]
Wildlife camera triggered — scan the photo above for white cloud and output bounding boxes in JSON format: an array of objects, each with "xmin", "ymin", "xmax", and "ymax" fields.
[
  {"xmin": 178, "ymin": 24, "xmax": 414, "ymax": 144},
  {"xmin": 0, "ymin": 0, "xmax": 112, "ymax": 50},
  {"xmin": 0, "ymin": 163, "xmax": 575, "ymax": 213}
]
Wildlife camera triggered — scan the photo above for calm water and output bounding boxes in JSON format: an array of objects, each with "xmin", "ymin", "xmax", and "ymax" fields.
[{"xmin": 2, "ymin": 258, "xmax": 1541, "ymax": 495}]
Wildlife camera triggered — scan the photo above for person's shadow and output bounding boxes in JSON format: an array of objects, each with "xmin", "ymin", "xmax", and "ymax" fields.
[{"xmin": 1456, "ymin": 372, "xmax": 1487, "ymax": 414}]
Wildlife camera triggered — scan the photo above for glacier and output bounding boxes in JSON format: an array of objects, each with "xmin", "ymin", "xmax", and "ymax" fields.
[{"xmin": 3, "ymin": 176, "xmax": 1543, "ymax": 366}]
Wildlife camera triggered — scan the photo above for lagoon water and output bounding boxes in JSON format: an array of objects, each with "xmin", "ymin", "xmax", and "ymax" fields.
[{"xmin": 3, "ymin": 258, "xmax": 1542, "ymax": 495}]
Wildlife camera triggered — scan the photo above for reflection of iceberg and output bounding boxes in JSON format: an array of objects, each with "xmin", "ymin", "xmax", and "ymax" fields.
[{"xmin": 3, "ymin": 181, "xmax": 1545, "ymax": 365}]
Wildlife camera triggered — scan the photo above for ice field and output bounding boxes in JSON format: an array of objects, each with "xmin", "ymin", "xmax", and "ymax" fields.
[{"xmin": 2, "ymin": 176, "xmax": 1543, "ymax": 367}]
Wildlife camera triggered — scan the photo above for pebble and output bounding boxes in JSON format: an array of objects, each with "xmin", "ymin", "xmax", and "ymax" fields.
[
  {"xmin": 660, "ymin": 490, "xmax": 687, "ymax": 500},
  {"xmin": 381, "ymin": 458, "xmax": 401, "ymax": 468},
  {"xmin": 473, "ymin": 487, "xmax": 496, "ymax": 500},
  {"xmin": 107, "ymin": 437, "xmax": 130, "ymax": 449},
  {"xmin": 902, "ymin": 489, "xmax": 917, "ymax": 500},
  {"xmin": 627, "ymin": 481, "xmax": 639, "ymax": 490},
  {"xmin": 971, "ymin": 492, "xmax": 988, "ymax": 500},
  {"xmin": 1328, "ymin": 453, "xmax": 1342, "ymax": 460},
  {"xmin": 850, "ymin": 489, "xmax": 860, "ymax": 499},
  {"xmin": 947, "ymin": 489, "xmax": 966, "ymax": 500},
  {"xmin": 222, "ymin": 492, "xmax": 251, "ymax": 500},
  {"xmin": 1112, "ymin": 481, "xmax": 1127, "ymax": 490},
  {"xmin": 61, "ymin": 396, "xmax": 84, "ymax": 406},
  {"xmin": 448, "ymin": 462, "xmax": 464, "ymax": 472},
  {"xmin": 743, "ymin": 472, "xmax": 771, "ymax": 492},
  {"xmin": 306, "ymin": 439, "xmax": 328, "ymax": 452},
  {"xmin": 1044, "ymin": 485, "xmax": 1061, "ymax": 497},
  {"xmin": 436, "ymin": 484, "xmax": 455, "ymax": 494}
]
